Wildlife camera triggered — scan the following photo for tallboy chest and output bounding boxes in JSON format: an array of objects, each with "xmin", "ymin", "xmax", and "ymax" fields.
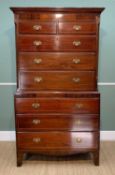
[{"xmin": 11, "ymin": 7, "xmax": 104, "ymax": 166}]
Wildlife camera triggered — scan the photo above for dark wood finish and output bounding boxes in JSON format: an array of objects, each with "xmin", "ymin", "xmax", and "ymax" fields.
[
  {"xmin": 18, "ymin": 13, "xmax": 96, "ymax": 21},
  {"xmin": 17, "ymin": 151, "xmax": 23, "ymax": 167},
  {"xmin": 18, "ymin": 35, "xmax": 96, "ymax": 52},
  {"xmin": 10, "ymin": 7, "xmax": 104, "ymax": 14},
  {"xmin": 19, "ymin": 21, "xmax": 96, "ymax": 34},
  {"xmin": 15, "ymin": 97, "xmax": 99, "ymax": 114},
  {"xmin": 19, "ymin": 71, "xmax": 96, "ymax": 91},
  {"xmin": 17, "ymin": 132, "xmax": 98, "ymax": 150},
  {"xmin": 58, "ymin": 22, "xmax": 96, "ymax": 34},
  {"xmin": 15, "ymin": 91, "xmax": 100, "ymax": 98},
  {"xmin": 11, "ymin": 7, "xmax": 104, "ymax": 166},
  {"xmin": 16, "ymin": 114, "xmax": 99, "ymax": 131},
  {"xmin": 18, "ymin": 52, "xmax": 97, "ymax": 70},
  {"xmin": 18, "ymin": 21, "xmax": 57, "ymax": 34},
  {"xmin": 93, "ymin": 150, "xmax": 100, "ymax": 166}
]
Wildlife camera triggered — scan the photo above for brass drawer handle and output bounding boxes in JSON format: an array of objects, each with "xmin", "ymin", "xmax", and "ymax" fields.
[
  {"xmin": 73, "ymin": 41, "xmax": 81, "ymax": 46},
  {"xmin": 76, "ymin": 137, "xmax": 82, "ymax": 143},
  {"xmin": 33, "ymin": 58, "xmax": 42, "ymax": 64},
  {"xmin": 73, "ymin": 25, "xmax": 81, "ymax": 31},
  {"xmin": 33, "ymin": 25, "xmax": 42, "ymax": 30},
  {"xmin": 73, "ymin": 77, "xmax": 80, "ymax": 83},
  {"xmin": 32, "ymin": 119, "xmax": 41, "ymax": 124},
  {"xmin": 33, "ymin": 41, "xmax": 42, "ymax": 46},
  {"xmin": 32, "ymin": 103, "xmax": 40, "ymax": 109},
  {"xmin": 33, "ymin": 138, "xmax": 41, "ymax": 143},
  {"xmin": 75, "ymin": 119, "xmax": 82, "ymax": 125},
  {"xmin": 34, "ymin": 77, "xmax": 43, "ymax": 83},
  {"xmin": 75, "ymin": 103, "xmax": 83, "ymax": 109},
  {"xmin": 73, "ymin": 58, "xmax": 80, "ymax": 64}
]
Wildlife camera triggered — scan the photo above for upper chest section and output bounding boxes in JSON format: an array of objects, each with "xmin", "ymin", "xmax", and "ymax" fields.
[{"xmin": 11, "ymin": 7, "xmax": 103, "ymax": 35}]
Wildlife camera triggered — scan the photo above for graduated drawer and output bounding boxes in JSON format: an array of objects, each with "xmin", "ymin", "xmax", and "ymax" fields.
[
  {"xmin": 18, "ymin": 35, "xmax": 96, "ymax": 52},
  {"xmin": 18, "ymin": 21, "xmax": 56, "ymax": 34},
  {"xmin": 19, "ymin": 71, "xmax": 96, "ymax": 91},
  {"xmin": 18, "ymin": 52, "xmax": 96, "ymax": 70},
  {"xmin": 58, "ymin": 22, "xmax": 96, "ymax": 34},
  {"xmin": 16, "ymin": 114, "xmax": 99, "ymax": 131},
  {"xmin": 15, "ymin": 97, "xmax": 99, "ymax": 114},
  {"xmin": 17, "ymin": 132, "xmax": 98, "ymax": 150}
]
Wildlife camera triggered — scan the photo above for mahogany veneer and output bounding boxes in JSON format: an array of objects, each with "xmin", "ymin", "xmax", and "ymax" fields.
[
  {"xmin": 18, "ymin": 35, "xmax": 96, "ymax": 52},
  {"xmin": 16, "ymin": 114, "xmax": 99, "ymax": 131},
  {"xmin": 18, "ymin": 52, "xmax": 97, "ymax": 70},
  {"xmin": 17, "ymin": 132, "xmax": 98, "ymax": 151},
  {"xmin": 11, "ymin": 7, "xmax": 104, "ymax": 166},
  {"xmin": 15, "ymin": 97, "xmax": 99, "ymax": 114},
  {"xmin": 19, "ymin": 71, "xmax": 96, "ymax": 91}
]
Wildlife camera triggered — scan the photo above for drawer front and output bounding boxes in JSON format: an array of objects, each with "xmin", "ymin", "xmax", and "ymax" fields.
[
  {"xmin": 18, "ymin": 35, "xmax": 96, "ymax": 52},
  {"xmin": 15, "ymin": 97, "xmax": 99, "ymax": 114},
  {"xmin": 18, "ymin": 21, "xmax": 96, "ymax": 34},
  {"xmin": 18, "ymin": 53, "xmax": 96, "ymax": 70},
  {"xmin": 58, "ymin": 22, "xmax": 96, "ymax": 34},
  {"xmin": 17, "ymin": 132, "xmax": 98, "ymax": 150},
  {"xmin": 18, "ymin": 21, "xmax": 56, "ymax": 34},
  {"xmin": 16, "ymin": 114, "xmax": 99, "ymax": 131},
  {"xmin": 19, "ymin": 13, "xmax": 96, "ymax": 22},
  {"xmin": 19, "ymin": 71, "xmax": 96, "ymax": 91}
]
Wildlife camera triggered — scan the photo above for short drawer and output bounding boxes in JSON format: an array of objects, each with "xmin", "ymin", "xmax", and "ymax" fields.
[
  {"xmin": 19, "ymin": 71, "xmax": 96, "ymax": 91},
  {"xmin": 18, "ymin": 52, "xmax": 96, "ymax": 70},
  {"xmin": 16, "ymin": 114, "xmax": 99, "ymax": 131},
  {"xmin": 17, "ymin": 132, "xmax": 98, "ymax": 150},
  {"xmin": 18, "ymin": 21, "xmax": 56, "ymax": 34},
  {"xmin": 58, "ymin": 22, "xmax": 96, "ymax": 34},
  {"xmin": 18, "ymin": 35, "xmax": 96, "ymax": 52},
  {"xmin": 15, "ymin": 97, "xmax": 99, "ymax": 114}
]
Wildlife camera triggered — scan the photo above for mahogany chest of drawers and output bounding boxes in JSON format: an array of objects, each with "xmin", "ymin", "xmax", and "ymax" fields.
[{"xmin": 11, "ymin": 7, "xmax": 104, "ymax": 166}]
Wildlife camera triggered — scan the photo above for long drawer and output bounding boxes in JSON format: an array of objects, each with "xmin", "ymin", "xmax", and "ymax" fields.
[
  {"xmin": 19, "ymin": 71, "xmax": 96, "ymax": 91},
  {"xmin": 16, "ymin": 114, "xmax": 99, "ymax": 131},
  {"xmin": 15, "ymin": 97, "xmax": 99, "ymax": 114},
  {"xmin": 17, "ymin": 132, "xmax": 98, "ymax": 150},
  {"xmin": 18, "ymin": 35, "xmax": 96, "ymax": 52},
  {"xmin": 18, "ymin": 52, "xmax": 96, "ymax": 70}
]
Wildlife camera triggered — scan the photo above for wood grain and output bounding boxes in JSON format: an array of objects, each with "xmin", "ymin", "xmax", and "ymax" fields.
[
  {"xmin": 18, "ymin": 52, "xmax": 97, "ymax": 70},
  {"xmin": 19, "ymin": 71, "xmax": 96, "ymax": 91},
  {"xmin": 58, "ymin": 22, "xmax": 96, "ymax": 34},
  {"xmin": 18, "ymin": 35, "xmax": 96, "ymax": 52},
  {"xmin": 11, "ymin": 7, "xmax": 104, "ymax": 166},
  {"xmin": 15, "ymin": 97, "xmax": 99, "ymax": 114},
  {"xmin": 16, "ymin": 114, "xmax": 99, "ymax": 131},
  {"xmin": 17, "ymin": 132, "xmax": 98, "ymax": 151},
  {"xmin": 18, "ymin": 21, "xmax": 57, "ymax": 34}
]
